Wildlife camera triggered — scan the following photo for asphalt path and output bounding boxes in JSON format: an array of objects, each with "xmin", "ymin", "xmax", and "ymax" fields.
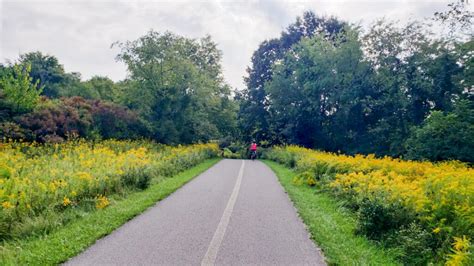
[{"xmin": 66, "ymin": 159, "xmax": 326, "ymax": 265}]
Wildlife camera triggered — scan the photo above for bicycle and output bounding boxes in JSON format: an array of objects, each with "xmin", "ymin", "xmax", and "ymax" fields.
[{"xmin": 250, "ymin": 150, "xmax": 257, "ymax": 160}]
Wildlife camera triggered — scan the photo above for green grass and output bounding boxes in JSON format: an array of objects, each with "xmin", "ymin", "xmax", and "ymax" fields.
[
  {"xmin": 263, "ymin": 160, "xmax": 400, "ymax": 266},
  {"xmin": 0, "ymin": 158, "xmax": 221, "ymax": 265}
]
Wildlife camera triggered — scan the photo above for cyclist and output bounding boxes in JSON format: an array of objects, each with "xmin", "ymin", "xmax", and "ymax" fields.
[{"xmin": 249, "ymin": 141, "xmax": 257, "ymax": 160}]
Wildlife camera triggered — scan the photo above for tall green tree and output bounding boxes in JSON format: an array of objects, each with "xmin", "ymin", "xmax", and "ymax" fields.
[
  {"xmin": 115, "ymin": 31, "xmax": 236, "ymax": 144},
  {"xmin": 0, "ymin": 63, "xmax": 42, "ymax": 115},
  {"xmin": 18, "ymin": 51, "xmax": 92, "ymax": 99},
  {"xmin": 238, "ymin": 11, "xmax": 346, "ymax": 143},
  {"xmin": 267, "ymin": 27, "xmax": 376, "ymax": 152},
  {"xmin": 18, "ymin": 52, "xmax": 67, "ymax": 98},
  {"xmin": 78, "ymin": 76, "xmax": 119, "ymax": 101},
  {"xmin": 237, "ymin": 39, "xmax": 281, "ymax": 142},
  {"xmin": 363, "ymin": 20, "xmax": 465, "ymax": 156}
]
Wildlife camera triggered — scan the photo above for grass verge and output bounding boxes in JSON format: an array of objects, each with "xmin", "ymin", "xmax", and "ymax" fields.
[
  {"xmin": 263, "ymin": 160, "xmax": 400, "ymax": 266},
  {"xmin": 0, "ymin": 158, "xmax": 221, "ymax": 265}
]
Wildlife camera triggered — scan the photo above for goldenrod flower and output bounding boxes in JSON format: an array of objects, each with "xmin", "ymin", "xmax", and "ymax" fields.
[
  {"xmin": 63, "ymin": 197, "xmax": 71, "ymax": 206},
  {"xmin": 452, "ymin": 236, "xmax": 470, "ymax": 252},
  {"xmin": 2, "ymin": 201, "xmax": 14, "ymax": 209},
  {"xmin": 96, "ymin": 195, "xmax": 110, "ymax": 209},
  {"xmin": 0, "ymin": 140, "xmax": 217, "ymax": 240},
  {"xmin": 446, "ymin": 236, "xmax": 471, "ymax": 266},
  {"xmin": 270, "ymin": 145, "xmax": 474, "ymax": 264}
]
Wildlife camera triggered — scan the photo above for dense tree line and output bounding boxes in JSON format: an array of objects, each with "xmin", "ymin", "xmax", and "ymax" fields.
[
  {"xmin": 0, "ymin": 32, "xmax": 237, "ymax": 144},
  {"xmin": 1, "ymin": 1, "xmax": 472, "ymax": 163},
  {"xmin": 238, "ymin": 5, "xmax": 473, "ymax": 162}
]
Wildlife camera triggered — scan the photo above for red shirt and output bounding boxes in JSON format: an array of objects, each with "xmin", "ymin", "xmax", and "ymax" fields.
[{"xmin": 250, "ymin": 143, "xmax": 257, "ymax": 151}]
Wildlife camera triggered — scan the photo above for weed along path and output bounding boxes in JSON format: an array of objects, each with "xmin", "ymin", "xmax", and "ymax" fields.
[{"xmin": 66, "ymin": 159, "xmax": 325, "ymax": 265}]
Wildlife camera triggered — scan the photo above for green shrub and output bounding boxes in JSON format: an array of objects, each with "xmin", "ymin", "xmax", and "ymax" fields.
[
  {"xmin": 222, "ymin": 148, "xmax": 243, "ymax": 159},
  {"xmin": 2, "ymin": 96, "xmax": 146, "ymax": 143},
  {"xmin": 405, "ymin": 100, "xmax": 474, "ymax": 163},
  {"xmin": 218, "ymin": 137, "xmax": 232, "ymax": 150},
  {"xmin": 357, "ymin": 198, "xmax": 415, "ymax": 241},
  {"xmin": 294, "ymin": 171, "xmax": 317, "ymax": 186},
  {"xmin": 263, "ymin": 147, "xmax": 297, "ymax": 167},
  {"xmin": 120, "ymin": 168, "xmax": 152, "ymax": 190},
  {"xmin": 385, "ymin": 222, "xmax": 433, "ymax": 265},
  {"xmin": 0, "ymin": 122, "xmax": 27, "ymax": 140}
]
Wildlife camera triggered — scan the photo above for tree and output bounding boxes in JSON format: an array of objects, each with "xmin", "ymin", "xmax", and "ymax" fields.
[
  {"xmin": 115, "ymin": 31, "xmax": 236, "ymax": 144},
  {"xmin": 405, "ymin": 100, "xmax": 474, "ymax": 162},
  {"xmin": 56, "ymin": 72, "xmax": 95, "ymax": 99},
  {"xmin": 434, "ymin": 0, "xmax": 473, "ymax": 40},
  {"xmin": 238, "ymin": 38, "xmax": 281, "ymax": 143},
  {"xmin": 0, "ymin": 63, "xmax": 42, "ymax": 114},
  {"xmin": 454, "ymin": 39, "xmax": 474, "ymax": 101},
  {"xmin": 362, "ymin": 19, "xmax": 465, "ymax": 156},
  {"xmin": 82, "ymin": 76, "xmax": 119, "ymax": 101},
  {"xmin": 18, "ymin": 51, "xmax": 92, "ymax": 99},
  {"xmin": 18, "ymin": 52, "xmax": 67, "ymax": 98},
  {"xmin": 243, "ymin": 8, "xmax": 472, "ymax": 160},
  {"xmin": 266, "ymin": 27, "xmax": 376, "ymax": 152},
  {"xmin": 239, "ymin": 11, "xmax": 346, "ymax": 143}
]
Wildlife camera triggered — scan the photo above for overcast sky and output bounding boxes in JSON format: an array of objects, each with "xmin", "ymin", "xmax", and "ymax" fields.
[{"xmin": 0, "ymin": 0, "xmax": 463, "ymax": 89}]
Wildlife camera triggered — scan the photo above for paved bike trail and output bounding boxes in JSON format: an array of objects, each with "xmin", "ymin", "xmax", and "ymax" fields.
[{"xmin": 66, "ymin": 159, "xmax": 325, "ymax": 265}]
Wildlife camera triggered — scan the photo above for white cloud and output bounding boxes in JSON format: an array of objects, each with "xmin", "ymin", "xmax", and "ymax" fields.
[{"xmin": 0, "ymin": 0, "xmax": 463, "ymax": 89}]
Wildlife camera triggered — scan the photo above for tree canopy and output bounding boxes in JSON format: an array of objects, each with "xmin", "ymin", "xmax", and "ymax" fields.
[
  {"xmin": 0, "ymin": 3, "xmax": 472, "ymax": 162},
  {"xmin": 114, "ymin": 31, "xmax": 236, "ymax": 144},
  {"xmin": 238, "ymin": 5, "xmax": 473, "ymax": 161}
]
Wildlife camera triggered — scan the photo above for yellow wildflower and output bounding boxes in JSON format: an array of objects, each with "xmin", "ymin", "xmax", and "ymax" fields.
[
  {"xmin": 2, "ymin": 201, "xmax": 14, "ymax": 209},
  {"xmin": 446, "ymin": 236, "xmax": 471, "ymax": 266},
  {"xmin": 306, "ymin": 176, "xmax": 317, "ymax": 186},
  {"xmin": 76, "ymin": 172, "xmax": 93, "ymax": 181},
  {"xmin": 452, "ymin": 236, "xmax": 470, "ymax": 252},
  {"xmin": 96, "ymin": 195, "xmax": 110, "ymax": 209},
  {"xmin": 63, "ymin": 197, "xmax": 71, "ymax": 206}
]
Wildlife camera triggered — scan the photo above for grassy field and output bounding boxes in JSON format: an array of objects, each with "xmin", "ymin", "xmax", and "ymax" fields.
[
  {"xmin": 0, "ymin": 157, "xmax": 220, "ymax": 265},
  {"xmin": 264, "ymin": 160, "xmax": 400, "ymax": 266}
]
